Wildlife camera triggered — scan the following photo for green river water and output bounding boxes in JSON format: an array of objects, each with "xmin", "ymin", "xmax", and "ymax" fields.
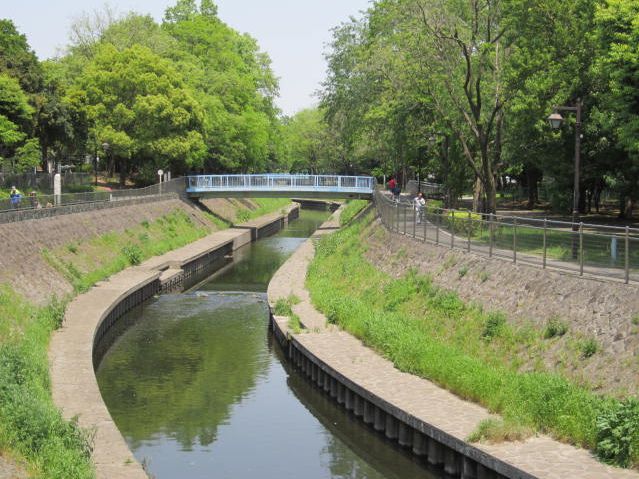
[{"xmin": 96, "ymin": 210, "xmax": 439, "ymax": 479}]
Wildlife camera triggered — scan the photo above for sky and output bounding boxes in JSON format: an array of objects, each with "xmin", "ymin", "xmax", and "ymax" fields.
[{"xmin": 3, "ymin": 0, "xmax": 371, "ymax": 116}]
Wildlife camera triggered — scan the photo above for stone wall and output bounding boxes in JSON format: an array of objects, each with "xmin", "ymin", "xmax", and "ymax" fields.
[
  {"xmin": 364, "ymin": 218, "xmax": 639, "ymax": 396},
  {"xmin": 0, "ymin": 197, "xmax": 216, "ymax": 304}
]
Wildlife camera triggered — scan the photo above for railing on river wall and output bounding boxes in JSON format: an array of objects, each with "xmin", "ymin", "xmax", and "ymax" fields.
[
  {"xmin": 375, "ymin": 190, "xmax": 639, "ymax": 284},
  {"xmin": 186, "ymin": 174, "xmax": 375, "ymax": 195}
]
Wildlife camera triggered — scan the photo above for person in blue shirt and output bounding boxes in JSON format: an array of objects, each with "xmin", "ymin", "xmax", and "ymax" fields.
[{"xmin": 9, "ymin": 186, "xmax": 22, "ymax": 208}]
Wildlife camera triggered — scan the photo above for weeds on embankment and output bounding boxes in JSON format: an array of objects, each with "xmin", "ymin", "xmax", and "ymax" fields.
[
  {"xmin": 0, "ymin": 287, "xmax": 94, "ymax": 478},
  {"xmin": 235, "ymin": 198, "xmax": 291, "ymax": 223},
  {"xmin": 306, "ymin": 213, "xmax": 639, "ymax": 468},
  {"xmin": 339, "ymin": 200, "xmax": 369, "ymax": 226},
  {"xmin": 42, "ymin": 210, "xmax": 211, "ymax": 293}
]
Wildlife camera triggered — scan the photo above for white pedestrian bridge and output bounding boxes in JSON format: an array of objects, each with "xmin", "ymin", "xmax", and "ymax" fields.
[{"xmin": 186, "ymin": 174, "xmax": 376, "ymax": 199}]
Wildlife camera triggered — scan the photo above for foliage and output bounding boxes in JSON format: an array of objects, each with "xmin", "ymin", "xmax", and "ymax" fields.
[
  {"xmin": 596, "ymin": 398, "xmax": 639, "ymax": 467},
  {"xmin": 43, "ymin": 210, "xmax": 211, "ymax": 293},
  {"xmin": 306, "ymin": 215, "xmax": 639, "ymax": 465},
  {"xmin": 0, "ymin": 286, "xmax": 94, "ymax": 478},
  {"xmin": 71, "ymin": 43, "xmax": 206, "ymax": 184},
  {"xmin": 467, "ymin": 417, "xmax": 534, "ymax": 444},
  {"xmin": 544, "ymin": 317, "xmax": 569, "ymax": 339},
  {"xmin": 339, "ymin": 200, "xmax": 368, "ymax": 226}
]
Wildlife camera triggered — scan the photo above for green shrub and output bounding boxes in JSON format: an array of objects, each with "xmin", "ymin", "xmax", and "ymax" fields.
[
  {"xmin": 121, "ymin": 244, "xmax": 143, "ymax": 265},
  {"xmin": 544, "ymin": 317, "xmax": 569, "ymax": 339},
  {"xmin": 596, "ymin": 398, "xmax": 639, "ymax": 467},
  {"xmin": 580, "ymin": 338, "xmax": 599, "ymax": 358},
  {"xmin": 458, "ymin": 266, "xmax": 469, "ymax": 278},
  {"xmin": 483, "ymin": 312, "xmax": 506, "ymax": 340}
]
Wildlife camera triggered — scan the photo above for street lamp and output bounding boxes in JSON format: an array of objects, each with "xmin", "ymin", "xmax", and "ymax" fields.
[
  {"xmin": 547, "ymin": 99, "xmax": 582, "ymax": 222},
  {"xmin": 547, "ymin": 99, "xmax": 582, "ymax": 258}
]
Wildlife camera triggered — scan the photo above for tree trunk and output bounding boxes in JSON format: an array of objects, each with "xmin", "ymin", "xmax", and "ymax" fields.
[
  {"xmin": 525, "ymin": 166, "xmax": 540, "ymax": 209},
  {"xmin": 472, "ymin": 177, "xmax": 484, "ymax": 212}
]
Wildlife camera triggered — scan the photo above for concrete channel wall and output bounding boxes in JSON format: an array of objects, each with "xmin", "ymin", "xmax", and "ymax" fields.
[
  {"xmin": 48, "ymin": 204, "xmax": 299, "ymax": 479},
  {"xmin": 267, "ymin": 207, "xmax": 516, "ymax": 479},
  {"xmin": 266, "ymin": 208, "xmax": 639, "ymax": 479}
]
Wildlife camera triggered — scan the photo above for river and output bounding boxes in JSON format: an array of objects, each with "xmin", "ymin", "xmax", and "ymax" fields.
[{"xmin": 96, "ymin": 209, "xmax": 439, "ymax": 479}]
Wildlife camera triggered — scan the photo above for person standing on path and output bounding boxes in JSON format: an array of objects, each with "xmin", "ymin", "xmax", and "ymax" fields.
[
  {"xmin": 414, "ymin": 192, "xmax": 426, "ymax": 224},
  {"xmin": 388, "ymin": 177, "xmax": 400, "ymax": 202}
]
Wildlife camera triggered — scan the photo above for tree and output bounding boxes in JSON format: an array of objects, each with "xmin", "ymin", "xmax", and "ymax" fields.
[
  {"xmin": 73, "ymin": 44, "xmax": 206, "ymax": 184},
  {"xmin": 163, "ymin": 1, "xmax": 280, "ymax": 172},
  {"xmin": 592, "ymin": 0, "xmax": 639, "ymax": 217}
]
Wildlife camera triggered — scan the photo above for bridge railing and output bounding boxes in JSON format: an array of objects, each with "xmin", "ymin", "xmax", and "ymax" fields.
[
  {"xmin": 186, "ymin": 174, "xmax": 376, "ymax": 192},
  {"xmin": 375, "ymin": 190, "xmax": 639, "ymax": 284}
]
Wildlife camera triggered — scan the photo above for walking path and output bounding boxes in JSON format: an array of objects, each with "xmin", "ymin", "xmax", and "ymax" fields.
[
  {"xmin": 383, "ymin": 193, "xmax": 637, "ymax": 284},
  {"xmin": 267, "ymin": 208, "xmax": 639, "ymax": 479}
]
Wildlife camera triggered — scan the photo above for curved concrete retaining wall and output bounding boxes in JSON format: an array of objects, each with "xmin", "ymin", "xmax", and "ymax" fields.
[
  {"xmin": 267, "ymin": 210, "xmax": 639, "ymax": 479},
  {"xmin": 49, "ymin": 203, "xmax": 299, "ymax": 479}
]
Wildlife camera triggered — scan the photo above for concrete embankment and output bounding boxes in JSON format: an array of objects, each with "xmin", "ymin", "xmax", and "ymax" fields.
[
  {"xmin": 48, "ymin": 204, "xmax": 299, "ymax": 479},
  {"xmin": 267, "ymin": 209, "xmax": 639, "ymax": 479}
]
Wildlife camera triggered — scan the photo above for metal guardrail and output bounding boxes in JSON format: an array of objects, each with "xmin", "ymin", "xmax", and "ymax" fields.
[
  {"xmin": 0, "ymin": 178, "xmax": 186, "ymax": 215},
  {"xmin": 406, "ymin": 180, "xmax": 445, "ymax": 197},
  {"xmin": 186, "ymin": 174, "xmax": 376, "ymax": 193},
  {"xmin": 375, "ymin": 190, "xmax": 639, "ymax": 284}
]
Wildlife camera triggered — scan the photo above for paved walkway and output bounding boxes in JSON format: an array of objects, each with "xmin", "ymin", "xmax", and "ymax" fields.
[{"xmin": 267, "ymin": 209, "xmax": 639, "ymax": 479}]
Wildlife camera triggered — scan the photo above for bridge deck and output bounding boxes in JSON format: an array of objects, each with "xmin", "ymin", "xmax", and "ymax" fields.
[{"xmin": 186, "ymin": 174, "xmax": 375, "ymax": 199}]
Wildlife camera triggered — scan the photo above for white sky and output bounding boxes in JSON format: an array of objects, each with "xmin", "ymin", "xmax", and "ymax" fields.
[{"xmin": 2, "ymin": 0, "xmax": 371, "ymax": 115}]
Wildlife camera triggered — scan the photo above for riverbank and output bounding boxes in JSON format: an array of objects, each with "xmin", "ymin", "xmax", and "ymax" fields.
[
  {"xmin": 0, "ymin": 198, "xmax": 294, "ymax": 478},
  {"xmin": 267, "ymin": 210, "xmax": 639, "ymax": 478}
]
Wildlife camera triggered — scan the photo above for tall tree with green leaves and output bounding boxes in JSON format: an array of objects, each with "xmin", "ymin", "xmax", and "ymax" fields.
[{"xmin": 71, "ymin": 44, "xmax": 206, "ymax": 184}]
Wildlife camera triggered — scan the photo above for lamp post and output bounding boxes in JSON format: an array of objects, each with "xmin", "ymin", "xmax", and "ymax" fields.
[
  {"xmin": 547, "ymin": 99, "xmax": 582, "ymax": 258},
  {"xmin": 547, "ymin": 99, "xmax": 582, "ymax": 222}
]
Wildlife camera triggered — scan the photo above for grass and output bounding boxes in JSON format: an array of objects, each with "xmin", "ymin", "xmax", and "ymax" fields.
[
  {"xmin": 274, "ymin": 295, "xmax": 303, "ymax": 333},
  {"xmin": 0, "ymin": 286, "xmax": 94, "ymax": 478},
  {"xmin": 544, "ymin": 317, "xmax": 569, "ymax": 339},
  {"xmin": 235, "ymin": 198, "xmax": 291, "ymax": 223},
  {"xmin": 42, "ymin": 210, "xmax": 211, "ymax": 293},
  {"xmin": 339, "ymin": 200, "xmax": 369, "ymax": 226},
  {"xmin": 306, "ymin": 213, "xmax": 639, "ymax": 467},
  {"xmin": 467, "ymin": 418, "xmax": 534, "ymax": 444}
]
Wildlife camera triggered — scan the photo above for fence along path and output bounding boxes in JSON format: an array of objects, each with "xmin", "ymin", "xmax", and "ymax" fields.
[
  {"xmin": 376, "ymin": 190, "xmax": 639, "ymax": 284},
  {"xmin": 0, "ymin": 178, "xmax": 186, "ymax": 218}
]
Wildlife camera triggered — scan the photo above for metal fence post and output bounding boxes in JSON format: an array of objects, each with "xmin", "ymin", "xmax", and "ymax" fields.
[
  {"xmin": 423, "ymin": 210, "xmax": 427, "ymax": 242},
  {"xmin": 579, "ymin": 222, "xmax": 584, "ymax": 276},
  {"xmin": 451, "ymin": 210, "xmax": 455, "ymax": 249},
  {"xmin": 625, "ymin": 226, "xmax": 630, "ymax": 284},
  {"xmin": 543, "ymin": 218, "xmax": 547, "ymax": 269},
  {"xmin": 467, "ymin": 211, "xmax": 471, "ymax": 252},
  {"xmin": 436, "ymin": 210, "xmax": 440, "ymax": 245},
  {"xmin": 403, "ymin": 203, "xmax": 407, "ymax": 235},
  {"xmin": 489, "ymin": 213, "xmax": 494, "ymax": 258},
  {"xmin": 513, "ymin": 217, "xmax": 517, "ymax": 263}
]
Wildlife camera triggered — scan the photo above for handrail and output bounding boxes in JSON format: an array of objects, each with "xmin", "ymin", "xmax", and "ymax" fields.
[
  {"xmin": 375, "ymin": 190, "xmax": 639, "ymax": 284},
  {"xmin": 186, "ymin": 174, "xmax": 376, "ymax": 192}
]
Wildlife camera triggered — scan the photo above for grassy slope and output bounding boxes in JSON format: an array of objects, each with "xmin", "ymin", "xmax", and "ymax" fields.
[
  {"xmin": 0, "ymin": 198, "xmax": 291, "ymax": 478},
  {"xmin": 306, "ymin": 213, "xmax": 639, "ymax": 468}
]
